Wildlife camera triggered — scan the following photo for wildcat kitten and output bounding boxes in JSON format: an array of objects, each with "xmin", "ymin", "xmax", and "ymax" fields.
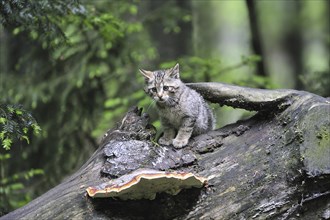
[{"xmin": 139, "ymin": 63, "xmax": 215, "ymax": 148}]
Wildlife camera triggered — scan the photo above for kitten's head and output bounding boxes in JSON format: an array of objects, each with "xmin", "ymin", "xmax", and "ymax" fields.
[{"xmin": 139, "ymin": 63, "xmax": 182, "ymax": 105}]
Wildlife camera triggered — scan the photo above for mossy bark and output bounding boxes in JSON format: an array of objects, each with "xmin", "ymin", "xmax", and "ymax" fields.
[{"xmin": 1, "ymin": 83, "xmax": 329, "ymax": 220}]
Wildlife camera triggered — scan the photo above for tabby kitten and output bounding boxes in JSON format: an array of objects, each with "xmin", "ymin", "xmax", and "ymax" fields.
[{"xmin": 139, "ymin": 63, "xmax": 215, "ymax": 148}]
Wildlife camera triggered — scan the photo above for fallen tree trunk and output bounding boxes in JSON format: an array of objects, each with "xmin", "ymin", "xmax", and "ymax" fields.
[{"xmin": 1, "ymin": 82, "xmax": 329, "ymax": 220}]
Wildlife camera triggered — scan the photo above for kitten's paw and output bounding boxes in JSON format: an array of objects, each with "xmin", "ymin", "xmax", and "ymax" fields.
[
  {"xmin": 172, "ymin": 138, "xmax": 188, "ymax": 149},
  {"xmin": 158, "ymin": 137, "xmax": 172, "ymax": 146}
]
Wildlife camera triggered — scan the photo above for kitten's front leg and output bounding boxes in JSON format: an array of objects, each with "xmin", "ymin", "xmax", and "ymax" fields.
[
  {"xmin": 173, "ymin": 117, "xmax": 195, "ymax": 148},
  {"xmin": 159, "ymin": 127, "xmax": 176, "ymax": 146}
]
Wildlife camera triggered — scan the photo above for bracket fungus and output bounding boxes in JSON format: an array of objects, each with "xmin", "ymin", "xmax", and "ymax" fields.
[{"xmin": 86, "ymin": 169, "xmax": 207, "ymax": 200}]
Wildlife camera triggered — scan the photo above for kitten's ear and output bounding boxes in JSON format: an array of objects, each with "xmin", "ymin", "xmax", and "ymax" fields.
[
  {"xmin": 168, "ymin": 63, "xmax": 180, "ymax": 79},
  {"xmin": 139, "ymin": 69, "xmax": 153, "ymax": 80}
]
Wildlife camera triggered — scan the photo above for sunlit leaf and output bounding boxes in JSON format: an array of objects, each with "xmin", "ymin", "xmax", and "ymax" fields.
[
  {"xmin": 0, "ymin": 117, "xmax": 6, "ymax": 124},
  {"xmin": 3, "ymin": 138, "xmax": 12, "ymax": 150}
]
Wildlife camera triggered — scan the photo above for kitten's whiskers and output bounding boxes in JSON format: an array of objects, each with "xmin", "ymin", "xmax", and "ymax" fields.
[{"xmin": 146, "ymin": 100, "xmax": 156, "ymax": 113}]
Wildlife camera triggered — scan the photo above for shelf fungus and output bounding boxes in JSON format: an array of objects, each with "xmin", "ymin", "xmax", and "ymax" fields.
[{"xmin": 86, "ymin": 169, "xmax": 207, "ymax": 200}]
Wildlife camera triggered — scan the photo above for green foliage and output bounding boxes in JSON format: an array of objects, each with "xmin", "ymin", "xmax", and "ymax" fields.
[
  {"xmin": 143, "ymin": 0, "xmax": 192, "ymax": 34},
  {"xmin": 300, "ymin": 70, "xmax": 330, "ymax": 97},
  {"xmin": 1, "ymin": 1, "xmax": 157, "ymax": 214},
  {"xmin": 0, "ymin": 104, "xmax": 41, "ymax": 150},
  {"xmin": 0, "ymin": 103, "xmax": 42, "ymax": 214},
  {"xmin": 0, "ymin": 153, "xmax": 44, "ymax": 214},
  {"xmin": 160, "ymin": 55, "xmax": 274, "ymax": 89},
  {"xmin": 0, "ymin": 0, "xmax": 84, "ymax": 46}
]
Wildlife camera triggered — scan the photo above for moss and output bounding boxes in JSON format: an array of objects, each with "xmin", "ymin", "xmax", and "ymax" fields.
[
  {"xmin": 314, "ymin": 126, "xmax": 330, "ymax": 165},
  {"xmin": 303, "ymin": 125, "xmax": 330, "ymax": 175},
  {"xmin": 316, "ymin": 126, "xmax": 329, "ymax": 145}
]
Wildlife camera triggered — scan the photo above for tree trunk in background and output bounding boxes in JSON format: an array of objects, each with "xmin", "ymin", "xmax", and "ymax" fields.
[
  {"xmin": 191, "ymin": 1, "xmax": 219, "ymax": 58},
  {"xmin": 143, "ymin": 0, "xmax": 193, "ymax": 62},
  {"xmin": 1, "ymin": 83, "xmax": 329, "ymax": 220},
  {"xmin": 0, "ymin": 27, "xmax": 8, "ymax": 77},
  {"xmin": 283, "ymin": 1, "xmax": 303, "ymax": 90},
  {"xmin": 246, "ymin": 0, "xmax": 267, "ymax": 76},
  {"xmin": 0, "ymin": 27, "xmax": 7, "ymax": 99}
]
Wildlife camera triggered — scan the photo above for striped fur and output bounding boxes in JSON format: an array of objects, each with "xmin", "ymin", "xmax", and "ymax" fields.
[{"xmin": 139, "ymin": 63, "xmax": 215, "ymax": 148}]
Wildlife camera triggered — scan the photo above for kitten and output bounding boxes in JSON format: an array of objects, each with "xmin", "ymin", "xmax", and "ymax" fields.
[{"xmin": 139, "ymin": 63, "xmax": 215, "ymax": 148}]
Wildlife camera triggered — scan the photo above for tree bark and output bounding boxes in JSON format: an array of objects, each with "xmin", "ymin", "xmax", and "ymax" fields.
[
  {"xmin": 246, "ymin": 0, "xmax": 267, "ymax": 76},
  {"xmin": 1, "ymin": 82, "xmax": 329, "ymax": 220}
]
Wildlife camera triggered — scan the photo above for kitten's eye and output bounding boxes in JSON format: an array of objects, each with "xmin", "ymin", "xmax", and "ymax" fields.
[
  {"xmin": 151, "ymin": 87, "xmax": 157, "ymax": 92},
  {"xmin": 163, "ymin": 86, "xmax": 169, "ymax": 91}
]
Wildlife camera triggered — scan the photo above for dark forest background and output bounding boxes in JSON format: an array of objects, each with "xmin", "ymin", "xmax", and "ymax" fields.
[{"xmin": 0, "ymin": 0, "xmax": 329, "ymax": 215}]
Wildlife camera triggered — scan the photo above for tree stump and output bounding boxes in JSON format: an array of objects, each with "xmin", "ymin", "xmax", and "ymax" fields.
[{"xmin": 1, "ymin": 82, "xmax": 329, "ymax": 220}]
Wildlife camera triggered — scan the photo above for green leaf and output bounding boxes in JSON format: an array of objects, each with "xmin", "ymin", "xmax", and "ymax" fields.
[
  {"xmin": 7, "ymin": 106, "xmax": 14, "ymax": 113},
  {"xmin": 9, "ymin": 183, "xmax": 24, "ymax": 191},
  {"xmin": 0, "ymin": 153, "xmax": 11, "ymax": 161},
  {"xmin": 24, "ymin": 169, "xmax": 44, "ymax": 179},
  {"xmin": 129, "ymin": 5, "xmax": 138, "ymax": 15},
  {"xmin": 32, "ymin": 124, "xmax": 41, "ymax": 135},
  {"xmin": 0, "ymin": 117, "xmax": 6, "ymax": 124},
  {"xmin": 3, "ymin": 138, "xmax": 12, "ymax": 150},
  {"xmin": 23, "ymin": 127, "xmax": 29, "ymax": 134},
  {"xmin": 21, "ymin": 136, "xmax": 30, "ymax": 144},
  {"xmin": 15, "ymin": 110, "xmax": 23, "ymax": 115},
  {"xmin": 0, "ymin": 131, "xmax": 6, "ymax": 140},
  {"xmin": 104, "ymin": 98, "xmax": 122, "ymax": 108}
]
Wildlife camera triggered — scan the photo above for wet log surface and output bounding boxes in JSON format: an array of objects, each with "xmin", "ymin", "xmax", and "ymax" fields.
[{"xmin": 1, "ymin": 82, "xmax": 330, "ymax": 220}]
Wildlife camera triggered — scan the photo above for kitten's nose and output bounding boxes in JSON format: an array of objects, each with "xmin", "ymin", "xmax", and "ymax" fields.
[{"xmin": 157, "ymin": 92, "xmax": 163, "ymax": 98}]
